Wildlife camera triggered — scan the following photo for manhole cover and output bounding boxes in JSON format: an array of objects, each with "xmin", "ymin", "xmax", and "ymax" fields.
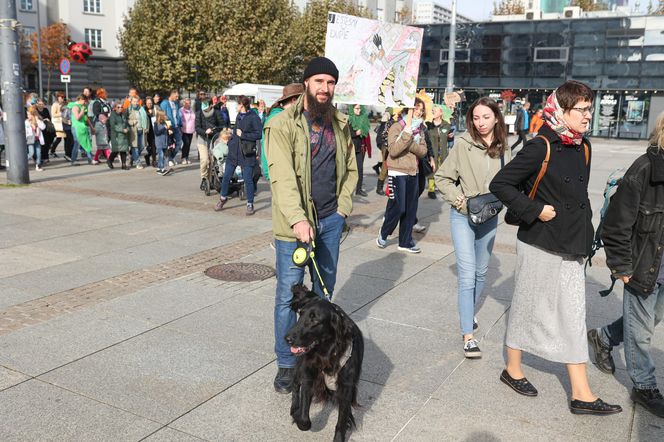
[{"xmin": 204, "ymin": 263, "xmax": 275, "ymax": 282}]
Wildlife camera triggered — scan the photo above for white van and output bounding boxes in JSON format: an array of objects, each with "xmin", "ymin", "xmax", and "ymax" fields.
[{"xmin": 222, "ymin": 83, "xmax": 283, "ymax": 124}]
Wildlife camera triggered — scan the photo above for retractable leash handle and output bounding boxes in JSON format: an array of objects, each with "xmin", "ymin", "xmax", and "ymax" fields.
[{"xmin": 291, "ymin": 240, "xmax": 332, "ymax": 301}]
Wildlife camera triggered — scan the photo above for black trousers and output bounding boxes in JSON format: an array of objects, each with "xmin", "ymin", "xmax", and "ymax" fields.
[
  {"xmin": 181, "ymin": 132, "xmax": 193, "ymax": 160},
  {"xmin": 510, "ymin": 130, "xmax": 528, "ymax": 151},
  {"xmin": 108, "ymin": 151, "xmax": 127, "ymax": 165},
  {"xmin": 64, "ymin": 129, "xmax": 73, "ymax": 158},
  {"xmin": 355, "ymin": 149, "xmax": 365, "ymax": 192}
]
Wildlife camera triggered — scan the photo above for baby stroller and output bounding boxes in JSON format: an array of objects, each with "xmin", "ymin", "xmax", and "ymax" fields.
[{"xmin": 206, "ymin": 131, "xmax": 245, "ymax": 199}]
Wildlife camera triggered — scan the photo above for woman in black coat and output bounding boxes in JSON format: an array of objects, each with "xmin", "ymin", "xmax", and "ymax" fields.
[
  {"xmin": 490, "ymin": 81, "xmax": 622, "ymax": 416},
  {"xmin": 214, "ymin": 95, "xmax": 262, "ymax": 215}
]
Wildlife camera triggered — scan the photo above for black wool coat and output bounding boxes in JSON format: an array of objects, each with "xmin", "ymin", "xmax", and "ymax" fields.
[{"xmin": 490, "ymin": 124, "xmax": 593, "ymax": 257}]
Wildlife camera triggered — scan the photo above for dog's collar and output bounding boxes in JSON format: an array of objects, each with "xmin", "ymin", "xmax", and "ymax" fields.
[{"xmin": 324, "ymin": 340, "xmax": 353, "ymax": 391}]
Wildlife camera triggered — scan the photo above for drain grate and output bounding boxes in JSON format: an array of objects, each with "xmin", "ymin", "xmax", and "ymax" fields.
[{"xmin": 204, "ymin": 263, "xmax": 275, "ymax": 282}]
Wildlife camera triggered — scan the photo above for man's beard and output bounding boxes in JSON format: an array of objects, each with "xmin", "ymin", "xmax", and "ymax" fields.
[{"xmin": 305, "ymin": 86, "xmax": 335, "ymax": 126}]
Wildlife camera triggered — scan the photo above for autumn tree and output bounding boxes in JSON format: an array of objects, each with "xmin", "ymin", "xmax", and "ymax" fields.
[
  {"xmin": 29, "ymin": 22, "xmax": 70, "ymax": 96},
  {"xmin": 492, "ymin": 0, "xmax": 525, "ymax": 15},
  {"xmin": 652, "ymin": 0, "xmax": 664, "ymax": 14},
  {"xmin": 571, "ymin": 0, "xmax": 609, "ymax": 11}
]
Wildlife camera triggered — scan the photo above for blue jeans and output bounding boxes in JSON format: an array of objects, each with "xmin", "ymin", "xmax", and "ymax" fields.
[
  {"xmin": 157, "ymin": 147, "xmax": 166, "ymax": 170},
  {"xmin": 273, "ymin": 212, "xmax": 346, "ymax": 368},
  {"xmin": 380, "ymin": 174, "xmax": 419, "ymax": 248},
  {"xmin": 27, "ymin": 141, "xmax": 41, "ymax": 165},
  {"xmin": 601, "ymin": 283, "xmax": 664, "ymax": 390},
  {"xmin": 221, "ymin": 160, "xmax": 254, "ymax": 204},
  {"xmin": 168, "ymin": 127, "xmax": 182, "ymax": 161},
  {"xmin": 450, "ymin": 209, "xmax": 498, "ymax": 335},
  {"xmin": 131, "ymin": 129, "xmax": 144, "ymax": 163}
]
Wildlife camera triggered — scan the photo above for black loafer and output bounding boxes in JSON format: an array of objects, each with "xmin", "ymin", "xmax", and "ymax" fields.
[
  {"xmin": 570, "ymin": 398, "xmax": 622, "ymax": 415},
  {"xmin": 500, "ymin": 369, "xmax": 538, "ymax": 396}
]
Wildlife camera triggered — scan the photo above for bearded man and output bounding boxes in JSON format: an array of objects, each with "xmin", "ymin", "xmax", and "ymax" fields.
[{"xmin": 263, "ymin": 57, "xmax": 358, "ymax": 393}]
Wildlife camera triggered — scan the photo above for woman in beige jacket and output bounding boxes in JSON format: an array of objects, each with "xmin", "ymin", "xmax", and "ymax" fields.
[
  {"xmin": 50, "ymin": 92, "xmax": 66, "ymax": 157},
  {"xmin": 376, "ymin": 98, "xmax": 428, "ymax": 253},
  {"xmin": 435, "ymin": 97, "xmax": 510, "ymax": 358}
]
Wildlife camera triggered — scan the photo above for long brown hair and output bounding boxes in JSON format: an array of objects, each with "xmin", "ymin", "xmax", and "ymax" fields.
[{"xmin": 465, "ymin": 97, "xmax": 507, "ymax": 158}]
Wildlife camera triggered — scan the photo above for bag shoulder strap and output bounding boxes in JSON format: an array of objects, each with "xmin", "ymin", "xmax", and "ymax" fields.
[
  {"xmin": 528, "ymin": 135, "xmax": 551, "ymax": 199},
  {"xmin": 583, "ymin": 142, "xmax": 589, "ymax": 167}
]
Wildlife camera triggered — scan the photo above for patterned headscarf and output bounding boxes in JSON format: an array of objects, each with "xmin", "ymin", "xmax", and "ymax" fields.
[{"xmin": 543, "ymin": 90, "xmax": 584, "ymax": 146}]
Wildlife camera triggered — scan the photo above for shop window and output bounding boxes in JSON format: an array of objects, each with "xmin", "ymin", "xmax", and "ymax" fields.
[{"xmin": 440, "ymin": 49, "xmax": 470, "ymax": 63}]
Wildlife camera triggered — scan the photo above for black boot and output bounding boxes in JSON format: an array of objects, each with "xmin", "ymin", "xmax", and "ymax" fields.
[
  {"xmin": 376, "ymin": 179, "xmax": 385, "ymax": 195},
  {"xmin": 274, "ymin": 367, "xmax": 295, "ymax": 394},
  {"xmin": 632, "ymin": 388, "xmax": 664, "ymax": 417},
  {"xmin": 372, "ymin": 162, "xmax": 382, "ymax": 175}
]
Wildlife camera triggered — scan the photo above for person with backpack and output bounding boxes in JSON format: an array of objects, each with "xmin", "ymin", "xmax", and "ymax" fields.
[
  {"xmin": 587, "ymin": 113, "xmax": 664, "ymax": 418},
  {"xmin": 490, "ymin": 81, "xmax": 622, "ymax": 415},
  {"xmin": 90, "ymin": 88, "xmax": 111, "ymax": 124},
  {"xmin": 510, "ymin": 102, "xmax": 530, "ymax": 152},
  {"xmin": 348, "ymin": 104, "xmax": 371, "ymax": 196}
]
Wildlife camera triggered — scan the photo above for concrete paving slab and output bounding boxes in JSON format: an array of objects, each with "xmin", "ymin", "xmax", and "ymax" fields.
[
  {"xmin": 0, "ymin": 308, "xmax": 154, "ymax": 376},
  {"xmin": 0, "ymin": 244, "xmax": 79, "ymax": 278},
  {"xmin": 163, "ymin": 290, "xmax": 277, "ymax": 356},
  {"xmin": 143, "ymin": 427, "xmax": 206, "ymax": 441},
  {"xmin": 0, "ymin": 366, "xmax": 30, "ymax": 391},
  {"xmin": 97, "ymin": 278, "xmax": 239, "ymax": 326},
  {"xmin": 0, "ymin": 286, "xmax": 40, "ymax": 310},
  {"xmin": 354, "ymin": 314, "xmax": 463, "ymax": 396},
  {"xmin": 40, "ymin": 326, "xmax": 274, "ymax": 422},
  {"xmin": 0, "ymin": 379, "xmax": 160, "ymax": 441}
]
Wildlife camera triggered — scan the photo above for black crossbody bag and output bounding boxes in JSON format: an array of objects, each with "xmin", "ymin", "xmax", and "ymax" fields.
[{"xmin": 466, "ymin": 154, "xmax": 505, "ymax": 225}]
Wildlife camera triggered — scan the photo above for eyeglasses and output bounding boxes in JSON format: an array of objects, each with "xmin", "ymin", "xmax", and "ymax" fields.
[{"xmin": 571, "ymin": 106, "xmax": 594, "ymax": 115}]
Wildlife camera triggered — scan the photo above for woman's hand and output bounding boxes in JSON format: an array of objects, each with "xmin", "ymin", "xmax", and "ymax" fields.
[
  {"xmin": 538, "ymin": 205, "xmax": 556, "ymax": 221},
  {"xmin": 355, "ymin": 129, "xmax": 361, "ymax": 136},
  {"xmin": 454, "ymin": 194, "xmax": 466, "ymax": 210}
]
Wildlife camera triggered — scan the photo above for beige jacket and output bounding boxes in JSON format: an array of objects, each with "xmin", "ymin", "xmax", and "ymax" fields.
[
  {"xmin": 386, "ymin": 120, "xmax": 428, "ymax": 175},
  {"xmin": 435, "ymin": 134, "xmax": 511, "ymax": 214}
]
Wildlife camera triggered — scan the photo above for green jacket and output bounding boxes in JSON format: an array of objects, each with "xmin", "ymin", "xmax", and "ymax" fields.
[
  {"xmin": 435, "ymin": 134, "xmax": 512, "ymax": 214},
  {"xmin": 261, "ymin": 107, "xmax": 284, "ymax": 182},
  {"xmin": 110, "ymin": 112, "xmax": 130, "ymax": 153},
  {"xmin": 264, "ymin": 95, "xmax": 358, "ymax": 242}
]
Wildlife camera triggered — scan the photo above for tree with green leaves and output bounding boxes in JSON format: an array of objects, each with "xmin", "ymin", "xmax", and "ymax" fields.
[
  {"xmin": 119, "ymin": 0, "xmax": 373, "ymax": 90},
  {"xmin": 492, "ymin": 0, "xmax": 525, "ymax": 15},
  {"xmin": 289, "ymin": 0, "xmax": 372, "ymax": 82}
]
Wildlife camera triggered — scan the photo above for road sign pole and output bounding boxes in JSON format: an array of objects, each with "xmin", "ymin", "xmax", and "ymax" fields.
[{"xmin": 0, "ymin": 0, "xmax": 30, "ymax": 184}]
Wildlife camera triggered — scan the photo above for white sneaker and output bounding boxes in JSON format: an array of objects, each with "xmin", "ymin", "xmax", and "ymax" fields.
[
  {"xmin": 35, "ymin": 165, "xmax": 43, "ymax": 171},
  {"xmin": 168, "ymin": 160, "xmax": 175, "ymax": 167},
  {"xmin": 91, "ymin": 160, "xmax": 99, "ymax": 165},
  {"xmin": 137, "ymin": 163, "xmax": 144, "ymax": 169},
  {"xmin": 376, "ymin": 228, "xmax": 387, "ymax": 248},
  {"xmin": 413, "ymin": 223, "xmax": 427, "ymax": 233}
]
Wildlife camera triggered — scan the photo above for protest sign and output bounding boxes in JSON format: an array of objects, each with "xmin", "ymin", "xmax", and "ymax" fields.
[{"xmin": 326, "ymin": 12, "xmax": 423, "ymax": 107}]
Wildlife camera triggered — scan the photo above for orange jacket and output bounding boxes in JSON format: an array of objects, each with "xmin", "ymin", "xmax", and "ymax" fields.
[{"xmin": 530, "ymin": 114, "xmax": 544, "ymax": 134}]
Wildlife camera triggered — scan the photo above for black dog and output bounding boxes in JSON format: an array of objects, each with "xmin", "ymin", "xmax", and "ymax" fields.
[{"xmin": 285, "ymin": 284, "xmax": 364, "ymax": 442}]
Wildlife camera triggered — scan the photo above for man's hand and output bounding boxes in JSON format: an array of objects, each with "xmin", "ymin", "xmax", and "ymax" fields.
[
  {"xmin": 429, "ymin": 157, "xmax": 436, "ymax": 172},
  {"xmin": 236, "ymin": 128, "xmax": 242, "ymax": 137},
  {"xmin": 205, "ymin": 128, "xmax": 212, "ymax": 135},
  {"xmin": 292, "ymin": 220, "xmax": 314, "ymax": 244},
  {"xmin": 355, "ymin": 129, "xmax": 362, "ymax": 136},
  {"xmin": 538, "ymin": 205, "xmax": 556, "ymax": 221},
  {"xmin": 620, "ymin": 275, "xmax": 631, "ymax": 283}
]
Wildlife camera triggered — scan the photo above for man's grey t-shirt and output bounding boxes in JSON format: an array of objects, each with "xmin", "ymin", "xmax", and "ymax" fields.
[{"xmin": 304, "ymin": 111, "xmax": 337, "ymax": 220}]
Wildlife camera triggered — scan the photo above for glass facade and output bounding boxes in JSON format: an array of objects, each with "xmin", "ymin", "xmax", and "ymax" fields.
[{"xmin": 419, "ymin": 16, "xmax": 664, "ymax": 139}]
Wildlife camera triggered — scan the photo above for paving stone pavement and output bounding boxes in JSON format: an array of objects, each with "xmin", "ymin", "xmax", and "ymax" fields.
[{"xmin": 0, "ymin": 136, "xmax": 663, "ymax": 441}]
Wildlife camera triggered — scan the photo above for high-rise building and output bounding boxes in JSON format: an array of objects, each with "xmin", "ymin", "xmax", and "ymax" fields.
[{"xmin": 412, "ymin": 1, "xmax": 472, "ymax": 24}]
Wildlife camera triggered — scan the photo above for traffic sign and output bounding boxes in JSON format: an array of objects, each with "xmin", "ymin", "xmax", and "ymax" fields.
[
  {"xmin": 60, "ymin": 75, "xmax": 71, "ymax": 83},
  {"xmin": 59, "ymin": 58, "xmax": 71, "ymax": 75}
]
